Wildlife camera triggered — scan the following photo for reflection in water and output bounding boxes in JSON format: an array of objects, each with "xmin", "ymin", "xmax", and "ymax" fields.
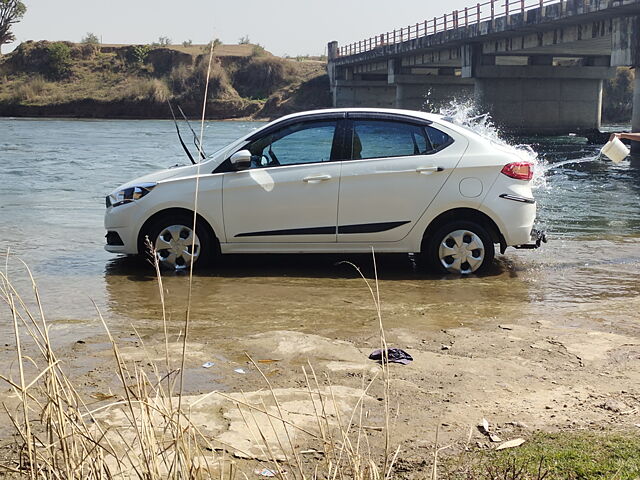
[
  {"xmin": 1, "ymin": 118, "xmax": 639, "ymax": 343},
  {"xmin": 102, "ymin": 236, "xmax": 640, "ymax": 340},
  {"xmin": 103, "ymin": 252, "xmax": 538, "ymax": 338}
]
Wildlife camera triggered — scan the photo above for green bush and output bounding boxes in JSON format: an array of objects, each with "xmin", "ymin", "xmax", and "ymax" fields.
[
  {"xmin": 122, "ymin": 45, "xmax": 151, "ymax": 66},
  {"xmin": 46, "ymin": 42, "xmax": 71, "ymax": 79}
]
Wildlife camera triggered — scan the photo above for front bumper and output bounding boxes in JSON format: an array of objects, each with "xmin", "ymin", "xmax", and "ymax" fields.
[
  {"xmin": 514, "ymin": 228, "xmax": 548, "ymax": 250},
  {"xmin": 104, "ymin": 202, "xmax": 140, "ymax": 254}
]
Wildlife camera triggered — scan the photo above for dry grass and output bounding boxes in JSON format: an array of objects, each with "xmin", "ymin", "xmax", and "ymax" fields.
[
  {"xmin": 12, "ymin": 76, "xmax": 50, "ymax": 102},
  {"xmin": 122, "ymin": 78, "xmax": 172, "ymax": 103},
  {"xmin": 0, "ymin": 248, "xmax": 399, "ymax": 479},
  {"xmin": 99, "ymin": 44, "xmax": 260, "ymax": 58},
  {"xmin": 232, "ymin": 57, "xmax": 295, "ymax": 99}
]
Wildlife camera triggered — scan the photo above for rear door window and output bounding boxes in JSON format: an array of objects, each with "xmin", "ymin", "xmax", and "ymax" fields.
[
  {"xmin": 350, "ymin": 120, "xmax": 452, "ymax": 160},
  {"xmin": 425, "ymin": 126, "xmax": 453, "ymax": 151}
]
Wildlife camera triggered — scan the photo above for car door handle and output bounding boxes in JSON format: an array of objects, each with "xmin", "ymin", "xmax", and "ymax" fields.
[
  {"xmin": 303, "ymin": 175, "xmax": 332, "ymax": 183},
  {"xmin": 416, "ymin": 166, "xmax": 443, "ymax": 174}
]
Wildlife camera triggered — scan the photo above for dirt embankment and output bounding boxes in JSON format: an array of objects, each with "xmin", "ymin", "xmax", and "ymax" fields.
[{"xmin": 0, "ymin": 41, "xmax": 331, "ymax": 120}]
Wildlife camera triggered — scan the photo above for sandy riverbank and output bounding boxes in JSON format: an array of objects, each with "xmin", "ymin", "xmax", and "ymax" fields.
[{"xmin": 2, "ymin": 284, "xmax": 639, "ymax": 476}]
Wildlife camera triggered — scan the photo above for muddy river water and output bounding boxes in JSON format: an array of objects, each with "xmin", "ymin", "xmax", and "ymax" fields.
[{"xmin": 1, "ymin": 117, "xmax": 639, "ymax": 346}]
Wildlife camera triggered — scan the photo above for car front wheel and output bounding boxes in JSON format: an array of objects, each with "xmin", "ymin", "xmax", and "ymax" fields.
[
  {"xmin": 143, "ymin": 214, "xmax": 213, "ymax": 270},
  {"xmin": 423, "ymin": 221, "xmax": 495, "ymax": 275}
]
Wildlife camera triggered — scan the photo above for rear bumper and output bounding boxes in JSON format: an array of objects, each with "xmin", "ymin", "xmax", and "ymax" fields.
[{"xmin": 513, "ymin": 228, "xmax": 548, "ymax": 250}]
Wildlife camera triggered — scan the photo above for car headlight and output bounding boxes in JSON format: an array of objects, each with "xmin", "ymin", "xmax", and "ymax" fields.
[{"xmin": 106, "ymin": 183, "xmax": 157, "ymax": 208}]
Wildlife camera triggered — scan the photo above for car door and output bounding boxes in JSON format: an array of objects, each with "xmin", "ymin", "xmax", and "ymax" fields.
[
  {"xmin": 223, "ymin": 117, "xmax": 344, "ymax": 244},
  {"xmin": 337, "ymin": 114, "xmax": 468, "ymax": 243}
]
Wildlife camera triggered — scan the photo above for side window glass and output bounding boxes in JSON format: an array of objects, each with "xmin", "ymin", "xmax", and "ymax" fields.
[
  {"xmin": 245, "ymin": 120, "xmax": 336, "ymax": 168},
  {"xmin": 425, "ymin": 126, "xmax": 453, "ymax": 152},
  {"xmin": 352, "ymin": 120, "xmax": 432, "ymax": 160}
]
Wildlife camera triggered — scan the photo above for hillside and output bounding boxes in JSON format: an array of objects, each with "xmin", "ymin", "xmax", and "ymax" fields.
[{"xmin": 0, "ymin": 41, "xmax": 331, "ymax": 119}]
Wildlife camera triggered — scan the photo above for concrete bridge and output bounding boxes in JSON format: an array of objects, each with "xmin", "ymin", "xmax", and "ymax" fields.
[{"xmin": 327, "ymin": 0, "xmax": 640, "ymax": 135}]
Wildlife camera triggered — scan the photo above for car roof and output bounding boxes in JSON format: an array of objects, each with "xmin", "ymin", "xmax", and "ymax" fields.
[
  {"xmin": 258, "ymin": 108, "xmax": 484, "ymax": 144},
  {"xmin": 273, "ymin": 107, "xmax": 443, "ymax": 123}
]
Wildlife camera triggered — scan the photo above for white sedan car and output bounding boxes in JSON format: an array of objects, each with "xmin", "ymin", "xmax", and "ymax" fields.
[{"xmin": 104, "ymin": 108, "xmax": 544, "ymax": 274}]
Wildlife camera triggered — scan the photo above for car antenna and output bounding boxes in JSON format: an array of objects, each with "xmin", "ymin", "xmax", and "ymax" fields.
[
  {"xmin": 167, "ymin": 100, "xmax": 196, "ymax": 165},
  {"xmin": 177, "ymin": 105, "xmax": 207, "ymax": 160}
]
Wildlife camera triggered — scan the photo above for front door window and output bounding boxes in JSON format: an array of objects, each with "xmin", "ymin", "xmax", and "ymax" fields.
[{"xmin": 246, "ymin": 120, "xmax": 337, "ymax": 168}]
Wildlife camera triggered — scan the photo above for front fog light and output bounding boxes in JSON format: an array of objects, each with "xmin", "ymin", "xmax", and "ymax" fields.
[{"xmin": 109, "ymin": 182, "xmax": 157, "ymax": 207}]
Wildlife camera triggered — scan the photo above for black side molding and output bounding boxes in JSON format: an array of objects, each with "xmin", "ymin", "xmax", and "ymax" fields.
[
  {"xmin": 235, "ymin": 221, "xmax": 411, "ymax": 238},
  {"xmin": 338, "ymin": 221, "xmax": 410, "ymax": 234},
  {"xmin": 236, "ymin": 226, "xmax": 335, "ymax": 238}
]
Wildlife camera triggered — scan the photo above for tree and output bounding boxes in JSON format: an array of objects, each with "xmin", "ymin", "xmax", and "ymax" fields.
[
  {"xmin": 238, "ymin": 35, "xmax": 250, "ymax": 45},
  {"xmin": 0, "ymin": 0, "xmax": 26, "ymax": 54},
  {"xmin": 81, "ymin": 32, "xmax": 100, "ymax": 45},
  {"xmin": 201, "ymin": 38, "xmax": 222, "ymax": 54}
]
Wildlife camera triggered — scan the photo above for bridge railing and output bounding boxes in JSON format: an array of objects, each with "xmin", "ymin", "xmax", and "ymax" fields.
[{"xmin": 336, "ymin": 0, "xmax": 563, "ymax": 57}]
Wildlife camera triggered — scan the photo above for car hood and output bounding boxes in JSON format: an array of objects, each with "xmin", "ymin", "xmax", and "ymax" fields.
[{"xmin": 109, "ymin": 164, "xmax": 198, "ymax": 194}]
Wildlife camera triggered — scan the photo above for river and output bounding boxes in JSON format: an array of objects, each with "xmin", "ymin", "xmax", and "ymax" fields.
[{"xmin": 0, "ymin": 117, "xmax": 639, "ymax": 345}]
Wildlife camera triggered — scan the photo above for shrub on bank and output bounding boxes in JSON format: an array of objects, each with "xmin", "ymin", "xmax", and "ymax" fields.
[
  {"xmin": 232, "ymin": 56, "xmax": 294, "ymax": 99},
  {"xmin": 46, "ymin": 42, "xmax": 72, "ymax": 79},
  {"xmin": 167, "ymin": 59, "xmax": 236, "ymax": 101},
  {"xmin": 119, "ymin": 45, "xmax": 151, "ymax": 67},
  {"xmin": 122, "ymin": 77, "xmax": 171, "ymax": 103},
  {"xmin": 4, "ymin": 41, "xmax": 73, "ymax": 79},
  {"xmin": 12, "ymin": 75, "xmax": 49, "ymax": 102},
  {"xmin": 603, "ymin": 67, "xmax": 634, "ymax": 124}
]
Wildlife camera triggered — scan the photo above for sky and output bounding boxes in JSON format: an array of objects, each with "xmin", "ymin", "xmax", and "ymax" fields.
[{"xmin": 6, "ymin": 0, "xmax": 474, "ymax": 56}]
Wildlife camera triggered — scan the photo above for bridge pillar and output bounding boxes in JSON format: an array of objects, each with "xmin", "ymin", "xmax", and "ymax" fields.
[
  {"xmin": 464, "ymin": 44, "xmax": 614, "ymax": 134},
  {"xmin": 332, "ymin": 81, "xmax": 396, "ymax": 108},
  {"xmin": 393, "ymin": 74, "xmax": 475, "ymax": 111},
  {"xmin": 471, "ymin": 65, "xmax": 614, "ymax": 134}
]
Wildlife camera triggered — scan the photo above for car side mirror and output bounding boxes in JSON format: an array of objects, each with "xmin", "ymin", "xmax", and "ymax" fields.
[{"xmin": 230, "ymin": 150, "xmax": 252, "ymax": 170}]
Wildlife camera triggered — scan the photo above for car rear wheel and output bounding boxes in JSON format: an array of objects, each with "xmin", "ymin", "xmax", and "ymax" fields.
[
  {"xmin": 143, "ymin": 214, "xmax": 213, "ymax": 270},
  {"xmin": 423, "ymin": 221, "xmax": 495, "ymax": 275}
]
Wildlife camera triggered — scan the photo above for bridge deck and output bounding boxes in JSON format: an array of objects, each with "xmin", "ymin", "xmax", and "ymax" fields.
[{"xmin": 334, "ymin": 0, "xmax": 640, "ymax": 64}]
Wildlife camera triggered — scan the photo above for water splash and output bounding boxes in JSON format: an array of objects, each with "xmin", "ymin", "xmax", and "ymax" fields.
[
  {"xmin": 434, "ymin": 99, "xmax": 547, "ymax": 189},
  {"xmin": 438, "ymin": 99, "xmax": 504, "ymax": 144},
  {"xmin": 541, "ymin": 155, "xmax": 601, "ymax": 172}
]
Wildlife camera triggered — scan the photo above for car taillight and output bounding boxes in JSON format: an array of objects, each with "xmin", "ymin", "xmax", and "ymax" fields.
[{"xmin": 501, "ymin": 162, "xmax": 533, "ymax": 181}]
